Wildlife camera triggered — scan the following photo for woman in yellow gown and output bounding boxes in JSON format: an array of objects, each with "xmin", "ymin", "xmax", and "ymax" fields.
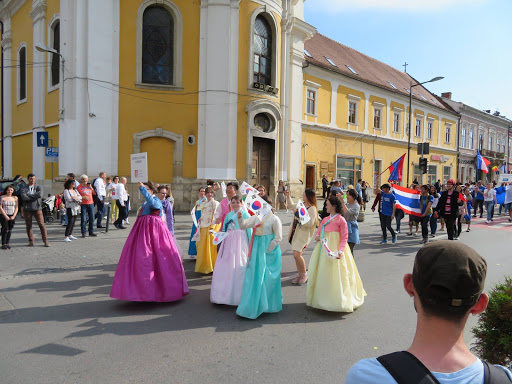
[
  {"xmin": 307, "ymin": 196, "xmax": 366, "ymax": 312},
  {"xmin": 195, "ymin": 187, "xmax": 221, "ymax": 274}
]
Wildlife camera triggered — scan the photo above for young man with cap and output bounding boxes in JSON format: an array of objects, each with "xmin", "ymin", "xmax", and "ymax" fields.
[
  {"xmin": 346, "ymin": 241, "xmax": 512, "ymax": 383},
  {"xmin": 379, "ymin": 184, "xmax": 397, "ymax": 244}
]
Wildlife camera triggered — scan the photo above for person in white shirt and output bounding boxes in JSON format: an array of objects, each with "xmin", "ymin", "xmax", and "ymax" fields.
[
  {"xmin": 94, "ymin": 172, "xmax": 107, "ymax": 228},
  {"xmin": 114, "ymin": 177, "xmax": 128, "ymax": 229},
  {"xmin": 109, "ymin": 176, "xmax": 120, "ymax": 224},
  {"xmin": 505, "ymin": 182, "xmax": 512, "ymax": 223},
  {"xmin": 483, "ymin": 183, "xmax": 497, "ymax": 224}
]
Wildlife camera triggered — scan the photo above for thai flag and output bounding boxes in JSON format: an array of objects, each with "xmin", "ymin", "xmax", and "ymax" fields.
[
  {"xmin": 388, "ymin": 153, "xmax": 406, "ymax": 182},
  {"xmin": 477, "ymin": 150, "xmax": 490, "ymax": 174},
  {"xmin": 392, "ymin": 184, "xmax": 421, "ymax": 217}
]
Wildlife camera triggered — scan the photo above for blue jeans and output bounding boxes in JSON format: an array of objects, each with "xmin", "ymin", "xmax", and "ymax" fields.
[
  {"xmin": 484, "ymin": 201, "xmax": 494, "ymax": 221},
  {"xmin": 81, "ymin": 204, "xmax": 95, "ymax": 234},
  {"xmin": 429, "ymin": 215, "xmax": 438, "ymax": 234},
  {"xmin": 95, "ymin": 200, "xmax": 105, "ymax": 227}
]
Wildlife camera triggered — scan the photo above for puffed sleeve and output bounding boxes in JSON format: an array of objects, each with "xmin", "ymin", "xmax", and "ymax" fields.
[
  {"xmin": 267, "ymin": 215, "xmax": 282, "ymax": 253},
  {"xmin": 238, "ymin": 213, "xmax": 260, "ymax": 230},
  {"xmin": 338, "ymin": 216, "xmax": 349, "ymax": 253}
]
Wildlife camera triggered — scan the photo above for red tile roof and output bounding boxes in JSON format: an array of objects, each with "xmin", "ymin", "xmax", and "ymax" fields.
[{"xmin": 304, "ymin": 33, "xmax": 453, "ymax": 113}]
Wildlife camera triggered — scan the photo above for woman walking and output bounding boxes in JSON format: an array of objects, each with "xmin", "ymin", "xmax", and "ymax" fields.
[
  {"xmin": 276, "ymin": 180, "xmax": 287, "ymax": 212},
  {"xmin": 0, "ymin": 185, "xmax": 18, "ymax": 249},
  {"xmin": 236, "ymin": 196, "xmax": 283, "ymax": 319},
  {"xmin": 110, "ymin": 181, "xmax": 189, "ymax": 302},
  {"xmin": 341, "ymin": 189, "xmax": 361, "ymax": 256},
  {"xmin": 63, "ymin": 179, "xmax": 82, "ymax": 242},
  {"xmin": 306, "ymin": 196, "xmax": 365, "ymax": 312},
  {"xmin": 483, "ymin": 182, "xmax": 497, "ymax": 224},
  {"xmin": 464, "ymin": 187, "xmax": 473, "ymax": 232},
  {"xmin": 429, "ymin": 185, "xmax": 439, "ymax": 237},
  {"xmin": 286, "ymin": 189, "xmax": 319, "ymax": 285},
  {"xmin": 195, "ymin": 187, "xmax": 220, "ymax": 274},
  {"xmin": 210, "ymin": 196, "xmax": 252, "ymax": 306},
  {"xmin": 188, "ymin": 187, "xmax": 206, "ymax": 259},
  {"xmin": 418, "ymin": 185, "xmax": 433, "ymax": 245}
]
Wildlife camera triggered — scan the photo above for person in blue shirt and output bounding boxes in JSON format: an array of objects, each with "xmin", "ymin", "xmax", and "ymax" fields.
[
  {"xmin": 379, "ymin": 184, "xmax": 396, "ymax": 244},
  {"xmin": 473, "ymin": 181, "xmax": 485, "ymax": 218},
  {"xmin": 346, "ymin": 241, "xmax": 512, "ymax": 384},
  {"xmin": 418, "ymin": 185, "xmax": 434, "ymax": 245}
]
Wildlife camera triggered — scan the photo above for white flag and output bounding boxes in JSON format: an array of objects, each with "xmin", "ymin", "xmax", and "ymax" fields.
[
  {"xmin": 221, "ymin": 182, "xmax": 227, "ymax": 198},
  {"xmin": 321, "ymin": 238, "xmax": 338, "ymax": 259},
  {"xmin": 297, "ymin": 200, "xmax": 311, "ymax": 225},
  {"xmin": 245, "ymin": 191, "xmax": 272, "ymax": 218},
  {"xmin": 240, "ymin": 181, "xmax": 257, "ymax": 195},
  {"xmin": 209, "ymin": 229, "xmax": 229, "ymax": 245}
]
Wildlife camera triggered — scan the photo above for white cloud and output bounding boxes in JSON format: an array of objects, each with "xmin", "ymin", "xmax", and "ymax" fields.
[{"xmin": 311, "ymin": 0, "xmax": 485, "ymax": 13}]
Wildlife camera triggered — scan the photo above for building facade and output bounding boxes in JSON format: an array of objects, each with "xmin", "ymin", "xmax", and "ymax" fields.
[
  {"xmin": 0, "ymin": 0, "xmax": 316, "ymax": 209},
  {"xmin": 441, "ymin": 94, "xmax": 512, "ymax": 183},
  {"xmin": 299, "ymin": 34, "xmax": 459, "ymax": 193}
]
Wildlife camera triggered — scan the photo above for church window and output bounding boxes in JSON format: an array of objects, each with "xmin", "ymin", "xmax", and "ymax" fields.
[{"xmin": 253, "ymin": 15, "xmax": 272, "ymax": 86}]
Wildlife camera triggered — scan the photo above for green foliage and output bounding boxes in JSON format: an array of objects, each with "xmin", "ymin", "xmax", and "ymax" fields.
[{"xmin": 472, "ymin": 276, "xmax": 512, "ymax": 367}]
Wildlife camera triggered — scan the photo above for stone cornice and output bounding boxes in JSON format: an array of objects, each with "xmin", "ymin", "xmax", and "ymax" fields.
[
  {"xmin": 30, "ymin": 0, "xmax": 46, "ymax": 21},
  {"xmin": 0, "ymin": 0, "xmax": 28, "ymax": 21},
  {"xmin": 459, "ymin": 103, "xmax": 512, "ymax": 129},
  {"xmin": 291, "ymin": 17, "xmax": 316, "ymax": 40},
  {"xmin": 1, "ymin": 30, "xmax": 12, "ymax": 49}
]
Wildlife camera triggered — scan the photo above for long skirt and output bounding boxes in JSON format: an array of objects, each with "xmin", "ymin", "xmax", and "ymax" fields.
[
  {"xmin": 306, "ymin": 232, "xmax": 366, "ymax": 312},
  {"xmin": 236, "ymin": 233, "xmax": 282, "ymax": 319},
  {"xmin": 188, "ymin": 209, "xmax": 202, "ymax": 256},
  {"xmin": 195, "ymin": 224, "xmax": 220, "ymax": 274},
  {"xmin": 210, "ymin": 229, "xmax": 249, "ymax": 306},
  {"xmin": 110, "ymin": 214, "xmax": 189, "ymax": 302}
]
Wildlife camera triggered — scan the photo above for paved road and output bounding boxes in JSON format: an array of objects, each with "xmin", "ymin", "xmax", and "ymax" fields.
[{"xmin": 0, "ymin": 205, "xmax": 510, "ymax": 384}]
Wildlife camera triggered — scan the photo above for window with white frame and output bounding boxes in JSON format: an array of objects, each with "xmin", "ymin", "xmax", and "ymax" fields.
[
  {"xmin": 306, "ymin": 90, "xmax": 316, "ymax": 115},
  {"xmin": 479, "ymin": 133, "xmax": 484, "ymax": 151},
  {"xmin": 136, "ymin": 0, "xmax": 183, "ymax": 88},
  {"xmin": 497, "ymin": 137, "xmax": 501, "ymax": 152},
  {"xmin": 488, "ymin": 134, "xmax": 493, "ymax": 150},
  {"xmin": 443, "ymin": 166, "xmax": 451, "ymax": 184},
  {"xmin": 393, "ymin": 112, "xmax": 400, "ymax": 133},
  {"xmin": 469, "ymin": 130, "xmax": 474, "ymax": 149},
  {"xmin": 445, "ymin": 125, "xmax": 451, "ymax": 143},
  {"xmin": 348, "ymin": 101, "xmax": 357, "ymax": 124},
  {"xmin": 427, "ymin": 120, "xmax": 433, "ymax": 140},
  {"xmin": 415, "ymin": 118, "xmax": 422, "ymax": 137},
  {"xmin": 461, "ymin": 127, "xmax": 466, "ymax": 148},
  {"xmin": 503, "ymin": 140, "xmax": 506, "ymax": 153},
  {"xmin": 374, "ymin": 108, "xmax": 381, "ymax": 129},
  {"xmin": 50, "ymin": 20, "xmax": 60, "ymax": 87},
  {"xmin": 17, "ymin": 45, "xmax": 27, "ymax": 103}
]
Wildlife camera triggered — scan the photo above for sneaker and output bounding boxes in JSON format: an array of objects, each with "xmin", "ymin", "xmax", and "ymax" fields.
[
  {"xmin": 430, "ymin": 233, "xmax": 436, "ymax": 237},
  {"xmin": 89, "ymin": 233, "xmax": 98, "ymax": 237},
  {"xmin": 406, "ymin": 232, "xmax": 413, "ymax": 236},
  {"xmin": 291, "ymin": 274, "xmax": 301, "ymax": 284},
  {"xmin": 380, "ymin": 240, "xmax": 388, "ymax": 244},
  {"xmin": 44, "ymin": 241, "xmax": 50, "ymax": 247},
  {"xmin": 466, "ymin": 229, "xmax": 471, "ymax": 232},
  {"xmin": 64, "ymin": 237, "xmax": 72, "ymax": 243},
  {"xmin": 485, "ymin": 220, "xmax": 489, "ymax": 224},
  {"xmin": 392, "ymin": 236, "xmax": 397, "ymax": 244},
  {"xmin": 396, "ymin": 229, "xmax": 401, "ymax": 233},
  {"xmin": 298, "ymin": 273, "xmax": 308, "ymax": 284},
  {"xmin": 454, "ymin": 237, "xmax": 459, "ymax": 240},
  {"xmin": 413, "ymin": 232, "xmax": 419, "ymax": 236},
  {"xmin": 82, "ymin": 233, "xmax": 86, "ymax": 238},
  {"xmin": 1, "ymin": 245, "xmax": 7, "ymax": 249},
  {"xmin": 69, "ymin": 235, "xmax": 78, "ymax": 240},
  {"xmin": 419, "ymin": 239, "xmax": 427, "ymax": 244}
]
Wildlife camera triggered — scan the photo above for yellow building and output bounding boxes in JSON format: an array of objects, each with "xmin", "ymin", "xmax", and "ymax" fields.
[
  {"xmin": 0, "ymin": 0, "xmax": 315, "ymax": 209},
  {"xmin": 299, "ymin": 34, "xmax": 459, "ymax": 193}
]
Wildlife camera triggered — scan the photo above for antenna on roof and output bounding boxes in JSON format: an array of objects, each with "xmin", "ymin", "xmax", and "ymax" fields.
[{"xmin": 403, "ymin": 62, "xmax": 408, "ymax": 73}]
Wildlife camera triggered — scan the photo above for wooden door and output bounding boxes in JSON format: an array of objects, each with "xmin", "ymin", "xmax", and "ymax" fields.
[
  {"xmin": 306, "ymin": 165, "xmax": 315, "ymax": 190},
  {"xmin": 252, "ymin": 138, "xmax": 273, "ymax": 193}
]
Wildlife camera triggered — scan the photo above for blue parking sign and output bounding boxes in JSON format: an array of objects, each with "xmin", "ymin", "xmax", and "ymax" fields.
[
  {"xmin": 37, "ymin": 132, "xmax": 49, "ymax": 147},
  {"xmin": 45, "ymin": 147, "xmax": 59, "ymax": 163}
]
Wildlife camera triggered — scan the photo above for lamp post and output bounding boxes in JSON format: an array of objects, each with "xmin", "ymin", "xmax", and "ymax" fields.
[
  {"xmin": 406, "ymin": 76, "xmax": 444, "ymax": 186},
  {"xmin": 35, "ymin": 44, "xmax": 65, "ymax": 118}
]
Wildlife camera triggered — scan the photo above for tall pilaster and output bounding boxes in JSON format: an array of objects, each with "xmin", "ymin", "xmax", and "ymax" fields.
[
  {"xmin": 279, "ymin": 1, "xmax": 292, "ymax": 181},
  {"xmin": 197, "ymin": 0, "xmax": 240, "ymax": 180},
  {"xmin": 1, "ymin": 19, "xmax": 13, "ymax": 178},
  {"xmin": 30, "ymin": 0, "xmax": 47, "ymax": 178}
]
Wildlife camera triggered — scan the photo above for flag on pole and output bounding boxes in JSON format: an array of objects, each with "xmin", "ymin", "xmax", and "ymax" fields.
[
  {"xmin": 492, "ymin": 166, "xmax": 499, "ymax": 172},
  {"xmin": 388, "ymin": 154, "xmax": 406, "ymax": 182},
  {"xmin": 391, "ymin": 184, "xmax": 421, "ymax": 217},
  {"xmin": 500, "ymin": 164, "xmax": 506, "ymax": 173},
  {"xmin": 477, "ymin": 150, "xmax": 491, "ymax": 174}
]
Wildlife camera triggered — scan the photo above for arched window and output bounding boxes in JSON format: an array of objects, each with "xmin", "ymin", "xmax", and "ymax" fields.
[
  {"xmin": 253, "ymin": 15, "xmax": 272, "ymax": 86},
  {"xmin": 18, "ymin": 45, "xmax": 27, "ymax": 102},
  {"xmin": 51, "ymin": 21, "xmax": 60, "ymax": 87},
  {"xmin": 142, "ymin": 5, "xmax": 174, "ymax": 85}
]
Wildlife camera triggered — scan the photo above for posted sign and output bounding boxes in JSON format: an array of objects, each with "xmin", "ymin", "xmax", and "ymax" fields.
[
  {"xmin": 130, "ymin": 152, "xmax": 148, "ymax": 183},
  {"xmin": 499, "ymin": 174, "xmax": 512, "ymax": 184},
  {"xmin": 45, "ymin": 147, "xmax": 59, "ymax": 163}
]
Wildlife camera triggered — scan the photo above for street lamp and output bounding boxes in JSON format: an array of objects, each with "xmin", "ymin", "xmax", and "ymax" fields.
[
  {"xmin": 35, "ymin": 44, "xmax": 65, "ymax": 118},
  {"xmin": 407, "ymin": 76, "xmax": 444, "ymax": 186}
]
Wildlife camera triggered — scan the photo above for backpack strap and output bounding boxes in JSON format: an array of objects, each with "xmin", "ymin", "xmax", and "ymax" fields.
[
  {"xmin": 483, "ymin": 361, "xmax": 512, "ymax": 384},
  {"xmin": 377, "ymin": 351, "xmax": 441, "ymax": 384}
]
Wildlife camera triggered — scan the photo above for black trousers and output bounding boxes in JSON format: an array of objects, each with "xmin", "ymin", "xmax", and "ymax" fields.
[
  {"xmin": 421, "ymin": 215, "xmax": 430, "ymax": 239},
  {"xmin": 380, "ymin": 213, "xmax": 396, "ymax": 240},
  {"xmin": 444, "ymin": 215, "xmax": 457, "ymax": 240},
  {"xmin": 114, "ymin": 200, "xmax": 127, "ymax": 226},
  {"xmin": 0, "ymin": 215, "xmax": 15, "ymax": 245},
  {"xmin": 65, "ymin": 208, "xmax": 77, "ymax": 237},
  {"xmin": 473, "ymin": 200, "xmax": 484, "ymax": 217}
]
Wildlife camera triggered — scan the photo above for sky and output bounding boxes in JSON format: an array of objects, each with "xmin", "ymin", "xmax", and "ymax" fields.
[{"xmin": 303, "ymin": 0, "xmax": 512, "ymax": 119}]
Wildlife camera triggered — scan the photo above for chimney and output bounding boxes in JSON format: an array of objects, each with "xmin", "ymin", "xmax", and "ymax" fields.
[
  {"xmin": 494, "ymin": 111, "xmax": 501, "ymax": 116},
  {"xmin": 441, "ymin": 92, "xmax": 452, "ymax": 100},
  {"xmin": 484, "ymin": 110, "xmax": 491, "ymax": 114}
]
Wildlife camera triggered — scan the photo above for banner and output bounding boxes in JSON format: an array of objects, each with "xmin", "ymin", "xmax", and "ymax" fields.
[
  {"xmin": 296, "ymin": 200, "xmax": 311, "ymax": 225},
  {"xmin": 392, "ymin": 184, "xmax": 421, "ymax": 217},
  {"xmin": 244, "ymin": 191, "xmax": 272, "ymax": 218},
  {"xmin": 499, "ymin": 174, "xmax": 512, "ymax": 184},
  {"xmin": 130, "ymin": 152, "xmax": 148, "ymax": 183}
]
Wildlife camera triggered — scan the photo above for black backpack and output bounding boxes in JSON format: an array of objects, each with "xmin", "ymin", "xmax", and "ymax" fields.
[{"xmin": 378, "ymin": 351, "xmax": 511, "ymax": 384}]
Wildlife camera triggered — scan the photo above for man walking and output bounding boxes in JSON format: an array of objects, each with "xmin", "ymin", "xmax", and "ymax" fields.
[
  {"xmin": 435, "ymin": 179, "xmax": 460, "ymax": 240},
  {"xmin": 114, "ymin": 177, "xmax": 128, "ymax": 229},
  {"xmin": 94, "ymin": 172, "xmax": 107, "ymax": 228},
  {"xmin": 473, "ymin": 180, "xmax": 485, "ymax": 218},
  {"xmin": 20, "ymin": 174, "xmax": 50, "ymax": 247},
  {"xmin": 321, "ymin": 175, "xmax": 328, "ymax": 198},
  {"xmin": 346, "ymin": 241, "xmax": 512, "ymax": 383},
  {"xmin": 379, "ymin": 184, "xmax": 396, "ymax": 244},
  {"xmin": 76, "ymin": 175, "xmax": 97, "ymax": 237}
]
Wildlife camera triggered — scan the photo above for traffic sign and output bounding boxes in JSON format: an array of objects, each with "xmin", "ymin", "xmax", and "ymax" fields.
[
  {"xmin": 45, "ymin": 147, "xmax": 59, "ymax": 163},
  {"xmin": 37, "ymin": 132, "xmax": 49, "ymax": 147}
]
